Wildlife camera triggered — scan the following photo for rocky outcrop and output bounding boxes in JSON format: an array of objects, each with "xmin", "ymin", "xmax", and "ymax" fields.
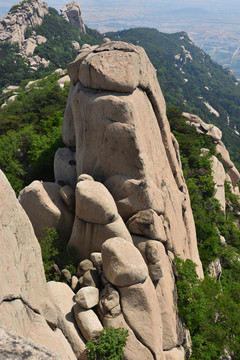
[
  {"xmin": 183, "ymin": 112, "xmax": 222, "ymax": 141},
  {"xmin": 0, "ymin": 170, "xmax": 83, "ymax": 359},
  {"xmin": 60, "ymin": 2, "xmax": 86, "ymax": 33},
  {"xmin": 182, "ymin": 112, "xmax": 240, "ymax": 211},
  {"xmin": 0, "ymin": 0, "xmax": 49, "ymax": 69},
  {"xmin": 15, "ymin": 41, "xmax": 206, "ymax": 358},
  {"xmin": 64, "ymin": 41, "xmax": 203, "ymax": 277},
  {"xmin": 0, "ymin": 0, "xmax": 86, "ymax": 70},
  {"xmin": 0, "ymin": 0, "xmax": 48, "ymax": 44}
]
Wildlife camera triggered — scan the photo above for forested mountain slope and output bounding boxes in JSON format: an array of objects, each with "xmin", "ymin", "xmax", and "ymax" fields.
[
  {"xmin": 0, "ymin": 6, "xmax": 102, "ymax": 92},
  {"xmin": 107, "ymin": 28, "xmax": 240, "ymax": 169}
]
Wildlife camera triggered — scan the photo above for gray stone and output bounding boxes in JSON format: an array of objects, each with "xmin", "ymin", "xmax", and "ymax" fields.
[
  {"xmin": 102, "ymin": 237, "xmax": 149, "ymax": 287},
  {"xmin": 82, "ymin": 269, "xmax": 100, "ymax": 288},
  {"xmin": 61, "ymin": 269, "xmax": 72, "ymax": 284},
  {"xmin": 73, "ymin": 304, "xmax": 103, "ymax": 341},
  {"xmin": 74, "ymin": 287, "xmax": 99, "ymax": 309},
  {"xmin": 77, "ymin": 259, "xmax": 94, "ymax": 277},
  {"xmin": 90, "ymin": 252, "xmax": 103, "ymax": 273},
  {"xmin": 126, "ymin": 209, "xmax": 167, "ymax": 243}
]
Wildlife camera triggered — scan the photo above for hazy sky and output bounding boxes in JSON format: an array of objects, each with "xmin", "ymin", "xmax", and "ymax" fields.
[{"xmin": 1, "ymin": 0, "xmax": 240, "ymax": 33}]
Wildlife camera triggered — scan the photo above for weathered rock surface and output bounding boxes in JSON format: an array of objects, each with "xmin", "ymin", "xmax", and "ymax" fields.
[
  {"xmin": 75, "ymin": 179, "xmax": 118, "ymax": 225},
  {"xmin": 54, "ymin": 147, "xmax": 77, "ymax": 188},
  {"xmin": 74, "ymin": 287, "xmax": 99, "ymax": 309},
  {"xmin": 99, "ymin": 284, "xmax": 121, "ymax": 318},
  {"xmin": 47, "ymin": 282, "xmax": 86, "ymax": 359},
  {"xmin": 183, "ymin": 112, "xmax": 222, "ymax": 140},
  {"xmin": 119, "ymin": 276, "xmax": 165, "ymax": 360},
  {"xmin": 102, "ymin": 237, "xmax": 149, "ymax": 287},
  {"xmin": 64, "ymin": 41, "xmax": 203, "ymax": 277},
  {"xmin": 102, "ymin": 314, "xmax": 154, "ymax": 360},
  {"xmin": 60, "ymin": 2, "xmax": 86, "ymax": 33},
  {"xmin": 216, "ymin": 140, "xmax": 240, "ymax": 188},
  {"xmin": 211, "ymin": 155, "xmax": 226, "ymax": 211},
  {"xmin": 126, "ymin": 209, "xmax": 167, "ymax": 242},
  {"xmin": 73, "ymin": 304, "xmax": 103, "ymax": 341},
  {"xmin": 164, "ymin": 347, "xmax": 185, "ymax": 360},
  {"xmin": 68, "ymin": 214, "xmax": 132, "ymax": 262},
  {"xmin": 68, "ymin": 178, "xmax": 132, "ymax": 261},
  {"xmin": 77, "ymin": 259, "xmax": 94, "ymax": 277},
  {"xmin": 0, "ymin": 170, "xmax": 78, "ymax": 359},
  {"xmin": 18, "ymin": 180, "xmax": 74, "ymax": 239},
  {"xmin": 0, "ymin": 326, "xmax": 63, "ymax": 360}
]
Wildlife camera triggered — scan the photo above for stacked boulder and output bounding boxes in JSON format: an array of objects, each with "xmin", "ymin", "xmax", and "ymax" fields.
[{"xmin": 16, "ymin": 41, "xmax": 204, "ymax": 359}]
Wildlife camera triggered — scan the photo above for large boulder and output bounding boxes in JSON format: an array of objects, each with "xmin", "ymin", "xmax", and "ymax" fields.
[
  {"xmin": 73, "ymin": 304, "xmax": 103, "ymax": 341},
  {"xmin": 119, "ymin": 276, "xmax": 165, "ymax": 360},
  {"xmin": 101, "ymin": 237, "xmax": 149, "ymax": 287},
  {"xmin": 18, "ymin": 180, "xmax": 74, "ymax": 239},
  {"xmin": 68, "ymin": 179, "xmax": 132, "ymax": 261},
  {"xmin": 75, "ymin": 178, "xmax": 118, "ymax": 224}
]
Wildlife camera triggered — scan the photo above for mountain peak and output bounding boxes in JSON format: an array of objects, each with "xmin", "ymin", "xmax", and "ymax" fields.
[{"xmin": 60, "ymin": 1, "xmax": 86, "ymax": 33}]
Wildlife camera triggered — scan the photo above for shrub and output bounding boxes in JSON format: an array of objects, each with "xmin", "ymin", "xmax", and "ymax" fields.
[{"xmin": 86, "ymin": 327, "xmax": 128, "ymax": 360}]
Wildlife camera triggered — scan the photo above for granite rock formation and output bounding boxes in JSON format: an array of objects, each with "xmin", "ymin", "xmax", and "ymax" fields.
[
  {"xmin": 1, "ymin": 41, "xmax": 211, "ymax": 359},
  {"xmin": 0, "ymin": 0, "xmax": 85, "ymax": 70},
  {"xmin": 17, "ymin": 41, "xmax": 205, "ymax": 358},
  {"xmin": 60, "ymin": 2, "xmax": 86, "ymax": 33},
  {"xmin": 0, "ymin": 0, "xmax": 49, "ymax": 69}
]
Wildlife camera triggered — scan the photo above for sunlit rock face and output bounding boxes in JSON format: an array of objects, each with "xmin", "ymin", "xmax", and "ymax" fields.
[
  {"xmin": 60, "ymin": 1, "xmax": 86, "ymax": 33},
  {"xmin": 14, "ymin": 40, "xmax": 206, "ymax": 359},
  {"xmin": 64, "ymin": 41, "xmax": 203, "ymax": 278}
]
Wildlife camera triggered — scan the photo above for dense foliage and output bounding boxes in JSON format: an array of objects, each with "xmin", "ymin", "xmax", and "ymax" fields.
[
  {"xmin": 168, "ymin": 108, "xmax": 240, "ymax": 359},
  {"xmin": 86, "ymin": 327, "xmax": 128, "ymax": 360},
  {"xmin": 0, "ymin": 74, "xmax": 67, "ymax": 193},
  {"xmin": 107, "ymin": 28, "xmax": 240, "ymax": 170}
]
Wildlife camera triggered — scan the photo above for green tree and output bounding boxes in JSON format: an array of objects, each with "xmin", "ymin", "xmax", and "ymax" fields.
[{"xmin": 86, "ymin": 327, "xmax": 128, "ymax": 360}]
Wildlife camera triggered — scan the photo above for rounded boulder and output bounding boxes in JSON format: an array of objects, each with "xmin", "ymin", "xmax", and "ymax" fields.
[{"xmin": 102, "ymin": 237, "xmax": 148, "ymax": 287}]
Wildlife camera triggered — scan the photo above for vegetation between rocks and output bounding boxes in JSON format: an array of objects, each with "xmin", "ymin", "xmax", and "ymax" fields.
[
  {"xmin": 168, "ymin": 108, "xmax": 240, "ymax": 359},
  {"xmin": 86, "ymin": 327, "xmax": 128, "ymax": 360}
]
